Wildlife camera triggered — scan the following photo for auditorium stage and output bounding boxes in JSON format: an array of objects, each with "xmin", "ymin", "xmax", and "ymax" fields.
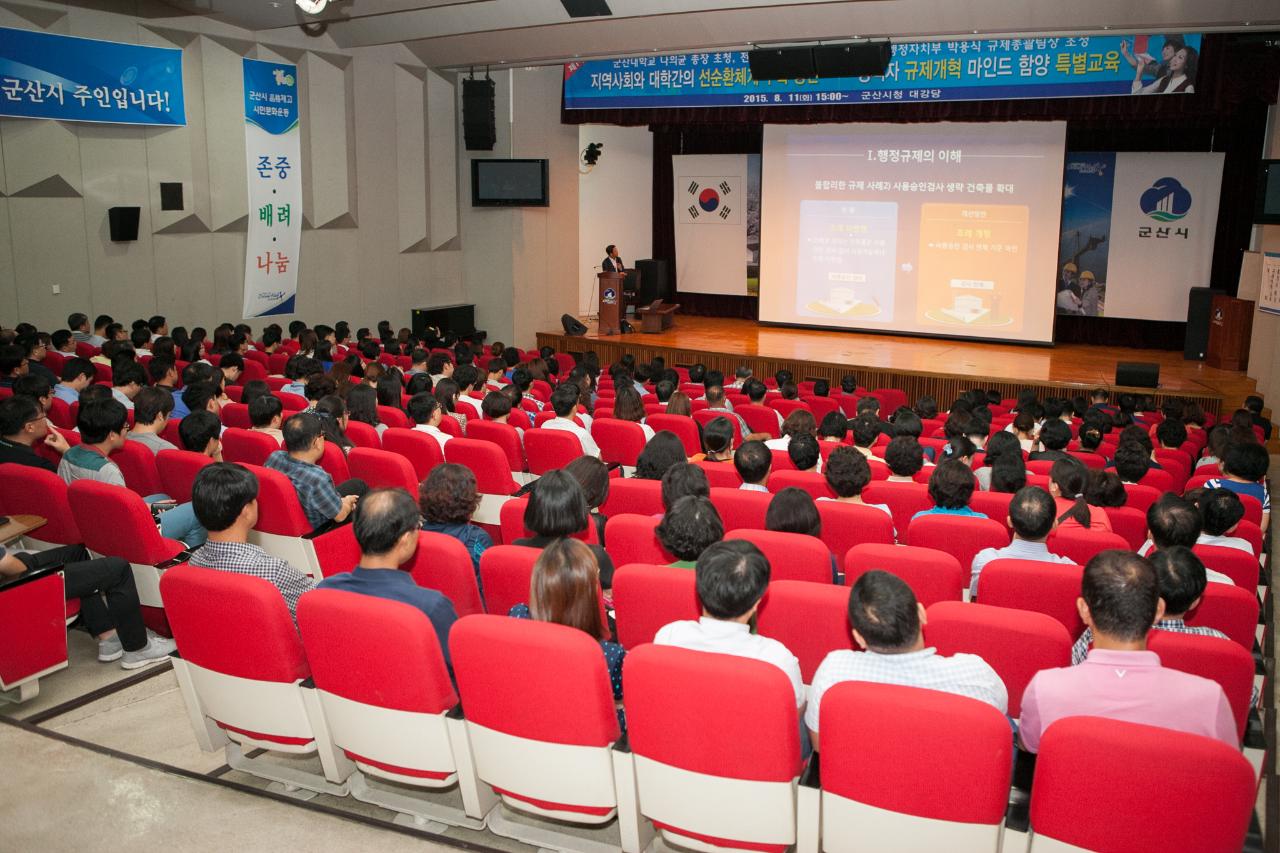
[{"xmin": 537, "ymin": 316, "xmax": 1260, "ymax": 416}]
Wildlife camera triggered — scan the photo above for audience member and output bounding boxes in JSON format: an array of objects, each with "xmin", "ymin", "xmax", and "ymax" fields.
[
  {"xmin": 249, "ymin": 394, "xmax": 285, "ymax": 444},
  {"xmin": 1243, "ymin": 395, "xmax": 1272, "ymax": 442},
  {"xmin": 109, "ymin": 361, "xmax": 145, "ymax": 410},
  {"xmin": 317, "ymin": 488, "xmax": 458, "ymax": 670},
  {"xmin": 407, "ymin": 391, "xmax": 452, "ymax": 452},
  {"xmin": 565, "ymin": 455, "xmax": 610, "ymax": 544},
  {"xmin": 264, "ymin": 412, "xmax": 366, "ymax": 533},
  {"xmin": 1019, "ymin": 550, "xmax": 1236, "ymax": 752},
  {"xmin": 655, "ymin": 540, "xmax": 804, "ymax": 710},
  {"xmin": 787, "ymin": 432, "xmax": 821, "ymax": 473},
  {"xmin": 418, "ymin": 463, "xmax": 492, "ymax": 578},
  {"xmin": 509, "ymin": 538, "xmax": 624, "ymax": 708},
  {"xmin": 188, "ymin": 463, "xmax": 316, "ymax": 621},
  {"xmin": 635, "ymin": 431, "xmax": 687, "ymax": 481},
  {"xmin": 734, "ymin": 440, "xmax": 771, "ymax": 492},
  {"xmin": 914, "ymin": 460, "xmax": 986, "ymax": 520},
  {"xmin": 969, "ymin": 486, "xmax": 1074, "ymax": 596},
  {"xmin": 0, "ymin": 395, "xmax": 68, "ymax": 471},
  {"xmin": 1196, "ymin": 488, "xmax": 1254, "ymax": 553},
  {"xmin": 767, "ymin": 486, "xmax": 838, "ymax": 582},
  {"xmin": 1204, "ymin": 442, "xmax": 1270, "ymax": 534},
  {"xmin": 806, "ymin": 570, "xmax": 1007, "ymax": 751},
  {"xmin": 514, "ymin": 469, "xmax": 615, "ymax": 589},
  {"xmin": 542, "ymin": 383, "xmax": 600, "ymax": 457},
  {"xmin": 179, "ymin": 410, "xmax": 223, "ymax": 460},
  {"xmin": 1029, "ymin": 420, "xmax": 1072, "ymax": 462},
  {"xmin": 127, "ymin": 387, "xmax": 178, "ymax": 454},
  {"xmin": 657, "ymin": 495, "xmax": 724, "ymax": 567},
  {"xmin": 883, "ymin": 436, "xmax": 925, "ymax": 482}
]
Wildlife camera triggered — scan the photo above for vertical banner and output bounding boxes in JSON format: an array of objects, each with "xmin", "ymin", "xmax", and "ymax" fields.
[
  {"xmin": 1057, "ymin": 151, "xmax": 1222, "ymax": 320},
  {"xmin": 673, "ymin": 154, "xmax": 751, "ymax": 296},
  {"xmin": 242, "ymin": 58, "xmax": 301, "ymax": 318}
]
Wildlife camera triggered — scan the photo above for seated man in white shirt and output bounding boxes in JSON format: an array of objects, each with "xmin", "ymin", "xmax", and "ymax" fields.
[
  {"xmin": 734, "ymin": 440, "xmax": 771, "ymax": 492},
  {"xmin": 655, "ymin": 538, "xmax": 804, "ymax": 708},
  {"xmin": 970, "ymin": 486, "xmax": 1075, "ymax": 597},
  {"xmin": 452, "ymin": 365, "xmax": 485, "ymax": 421},
  {"xmin": 407, "ymin": 391, "xmax": 452, "ymax": 453},
  {"xmin": 1137, "ymin": 494, "xmax": 1235, "ymax": 585},
  {"xmin": 1195, "ymin": 488, "xmax": 1255, "ymax": 554},
  {"xmin": 542, "ymin": 383, "xmax": 600, "ymax": 458},
  {"xmin": 806, "ymin": 570, "xmax": 1008, "ymax": 751},
  {"xmin": 249, "ymin": 394, "xmax": 285, "ymax": 445}
]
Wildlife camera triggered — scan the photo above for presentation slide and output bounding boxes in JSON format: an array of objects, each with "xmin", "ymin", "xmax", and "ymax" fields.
[{"xmin": 759, "ymin": 122, "xmax": 1066, "ymax": 343}]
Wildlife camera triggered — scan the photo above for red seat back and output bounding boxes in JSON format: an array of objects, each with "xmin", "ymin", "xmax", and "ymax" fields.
[
  {"xmin": 66, "ymin": 480, "xmax": 184, "ymax": 565},
  {"xmin": 377, "ymin": 406, "xmax": 411, "ymax": 430},
  {"xmin": 111, "ymin": 440, "xmax": 164, "ymax": 497},
  {"xmin": 1137, "ymin": 467, "xmax": 1176, "ymax": 493},
  {"xmin": 736, "ymin": 404, "xmax": 781, "ymax": 438},
  {"xmin": 767, "ymin": 470, "xmax": 835, "ymax": 500},
  {"xmin": 221, "ymin": 428, "xmax": 279, "ymax": 468},
  {"xmin": 478, "ymin": 545, "xmax": 542, "ymax": 617},
  {"xmin": 905, "ymin": 515, "xmax": 1009, "ymax": 575},
  {"xmin": 725, "ymin": 529, "xmax": 832, "ymax": 584},
  {"xmin": 977, "ymin": 558, "xmax": 1085, "ymax": 638},
  {"xmin": 694, "ymin": 460, "xmax": 742, "ymax": 488},
  {"xmin": 693, "ymin": 409, "xmax": 744, "ymax": 447},
  {"xmin": 248, "ymin": 463, "xmax": 313, "ymax": 536},
  {"xmin": 445, "ymin": 438, "xmax": 519, "ymax": 495},
  {"xmin": 1121, "ymin": 482, "xmax": 1162, "ymax": 513},
  {"xmin": 817, "ymin": 501, "xmax": 896, "ymax": 558},
  {"xmin": 343, "ymin": 420, "xmax": 381, "ymax": 449},
  {"xmin": 297, "ymin": 588, "xmax": 456, "ymax": 713},
  {"xmin": 381, "ymin": 428, "xmax": 444, "ymax": 481},
  {"xmin": 612, "ymin": 563, "xmax": 700, "ymax": 649},
  {"xmin": 403, "ymin": 531, "xmax": 485, "ymax": 617},
  {"xmin": 1031, "ymin": 717, "xmax": 1255, "ymax": 853},
  {"xmin": 844, "ymin": 543, "xmax": 964, "ymax": 607},
  {"xmin": 708, "ymin": 486, "xmax": 771, "ymax": 531},
  {"xmin": 1147, "ymin": 630, "xmax": 1252, "ymax": 739},
  {"xmin": 1185, "ymin": 581, "xmax": 1260, "ymax": 650},
  {"xmin": 467, "ymin": 421, "xmax": 525, "ymax": 472},
  {"xmin": 600, "ymin": 477, "xmax": 663, "ymax": 518},
  {"xmin": 161, "ymin": 565, "xmax": 308, "ymax": 683},
  {"xmin": 756, "ymin": 580, "xmax": 854, "ymax": 682},
  {"xmin": 862, "ymin": 481, "xmax": 933, "ymax": 538},
  {"xmin": 1192, "ymin": 544, "xmax": 1259, "ymax": 590},
  {"xmin": 925, "ymin": 600, "xmax": 1071, "ymax": 718},
  {"xmin": 1107, "ymin": 505, "xmax": 1148, "ymax": 550},
  {"xmin": 220, "ymin": 402, "xmax": 252, "ymax": 430},
  {"xmin": 0, "ymin": 463, "xmax": 82, "ymax": 545},
  {"xmin": 604, "ymin": 514, "xmax": 674, "ymax": 566},
  {"xmin": 317, "ymin": 440, "xmax": 350, "ymax": 484},
  {"xmin": 1046, "ymin": 527, "xmax": 1128, "ymax": 566},
  {"xmin": 625, "ymin": 644, "xmax": 800, "ymax": 780},
  {"xmin": 591, "ymin": 419, "xmax": 648, "ymax": 467},
  {"xmin": 646, "ymin": 414, "xmax": 701, "ymax": 457},
  {"xmin": 820, "ymin": 682, "xmax": 1012, "ymax": 826},
  {"xmin": 451, "ymin": 614, "xmax": 618, "ymax": 745},
  {"xmin": 524, "ymin": 429, "xmax": 582, "ymax": 475},
  {"xmin": 155, "ymin": 449, "xmax": 214, "ymax": 504},
  {"xmin": 347, "ymin": 447, "xmax": 419, "ymax": 493}
]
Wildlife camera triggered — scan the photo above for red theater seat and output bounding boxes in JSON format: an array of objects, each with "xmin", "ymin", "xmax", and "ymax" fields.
[
  {"xmin": 221, "ymin": 428, "xmax": 279, "ymax": 468},
  {"xmin": 346, "ymin": 447, "xmax": 419, "ymax": 493},
  {"xmin": 1185, "ymin": 581, "xmax": 1260, "ymax": 650},
  {"xmin": 524, "ymin": 429, "xmax": 582, "ymax": 475},
  {"xmin": 592, "ymin": 419, "xmax": 648, "ymax": 467},
  {"xmin": 725, "ymin": 529, "xmax": 833, "ymax": 584},
  {"xmin": 756, "ymin": 580, "xmax": 854, "ymax": 683},
  {"xmin": 600, "ymin": 477, "xmax": 664, "ymax": 518},
  {"xmin": 1046, "ymin": 526, "xmax": 1128, "ymax": 566},
  {"xmin": 1147, "ymin": 630, "xmax": 1253, "ymax": 741},
  {"xmin": 0, "ymin": 464, "xmax": 82, "ymax": 548},
  {"xmin": 977, "ymin": 559, "xmax": 1085, "ymax": 638},
  {"xmin": 110, "ymin": 440, "xmax": 164, "ymax": 497},
  {"xmin": 605, "ymin": 514, "xmax": 674, "ymax": 567},
  {"xmin": 382, "ymin": 428, "xmax": 445, "ymax": 481},
  {"xmin": 155, "ymin": 449, "xmax": 214, "ymax": 504},
  {"xmin": 845, "ymin": 543, "xmax": 965, "ymax": 608},
  {"xmin": 612, "ymin": 563, "xmax": 700, "ymax": 649},
  {"xmin": 708, "ymin": 486, "xmax": 770, "ymax": 531},
  {"xmin": 905, "ymin": 515, "xmax": 1009, "ymax": 575}
]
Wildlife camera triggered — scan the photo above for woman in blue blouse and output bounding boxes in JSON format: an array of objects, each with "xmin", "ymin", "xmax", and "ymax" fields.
[
  {"xmin": 509, "ymin": 538, "xmax": 625, "ymax": 723},
  {"xmin": 419, "ymin": 463, "xmax": 493, "ymax": 588}
]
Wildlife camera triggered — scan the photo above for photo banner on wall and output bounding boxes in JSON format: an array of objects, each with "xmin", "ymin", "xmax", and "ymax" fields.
[
  {"xmin": 0, "ymin": 26, "xmax": 184, "ymax": 125},
  {"xmin": 565, "ymin": 33, "xmax": 1201, "ymax": 110},
  {"xmin": 242, "ymin": 58, "xmax": 301, "ymax": 319},
  {"xmin": 673, "ymin": 154, "xmax": 756, "ymax": 296},
  {"xmin": 1057, "ymin": 151, "xmax": 1223, "ymax": 322}
]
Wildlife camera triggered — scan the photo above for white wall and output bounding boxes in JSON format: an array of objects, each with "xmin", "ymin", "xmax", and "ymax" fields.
[
  {"xmin": 1247, "ymin": 84, "xmax": 1280, "ymax": 409},
  {"xmin": 577, "ymin": 124, "xmax": 653, "ymax": 315},
  {"xmin": 0, "ymin": 2, "xmax": 585, "ymax": 349}
]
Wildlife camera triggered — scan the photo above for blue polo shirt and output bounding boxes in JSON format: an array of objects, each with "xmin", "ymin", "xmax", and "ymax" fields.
[{"xmin": 316, "ymin": 567, "xmax": 458, "ymax": 670}]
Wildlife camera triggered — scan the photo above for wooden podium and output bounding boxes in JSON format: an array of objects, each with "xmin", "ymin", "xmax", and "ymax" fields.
[
  {"xmin": 597, "ymin": 272, "xmax": 627, "ymax": 335},
  {"xmin": 1206, "ymin": 295, "xmax": 1254, "ymax": 371}
]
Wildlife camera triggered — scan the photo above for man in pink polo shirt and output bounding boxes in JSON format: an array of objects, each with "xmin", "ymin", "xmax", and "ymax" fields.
[{"xmin": 1019, "ymin": 549, "xmax": 1236, "ymax": 752}]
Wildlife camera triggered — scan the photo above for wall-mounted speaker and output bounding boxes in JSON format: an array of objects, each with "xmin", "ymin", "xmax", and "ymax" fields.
[
  {"xmin": 747, "ymin": 47, "xmax": 816, "ymax": 81},
  {"xmin": 462, "ymin": 78, "xmax": 496, "ymax": 151},
  {"xmin": 813, "ymin": 42, "xmax": 892, "ymax": 77},
  {"xmin": 1115, "ymin": 362, "xmax": 1160, "ymax": 388},
  {"xmin": 1184, "ymin": 286, "xmax": 1221, "ymax": 361},
  {"xmin": 108, "ymin": 206, "xmax": 140, "ymax": 242},
  {"xmin": 160, "ymin": 182, "xmax": 184, "ymax": 211}
]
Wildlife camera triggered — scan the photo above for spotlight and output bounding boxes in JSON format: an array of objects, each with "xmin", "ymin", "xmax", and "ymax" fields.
[
  {"xmin": 296, "ymin": 0, "xmax": 329, "ymax": 14},
  {"xmin": 582, "ymin": 142, "xmax": 604, "ymax": 167}
]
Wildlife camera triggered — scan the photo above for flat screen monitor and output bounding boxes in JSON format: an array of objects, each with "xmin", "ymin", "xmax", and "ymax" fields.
[
  {"xmin": 472, "ymin": 158, "xmax": 549, "ymax": 207},
  {"xmin": 1255, "ymin": 160, "xmax": 1280, "ymax": 225}
]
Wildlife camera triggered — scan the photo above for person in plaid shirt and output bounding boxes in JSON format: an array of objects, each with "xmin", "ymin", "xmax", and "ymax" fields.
[
  {"xmin": 1071, "ymin": 546, "xmax": 1230, "ymax": 664},
  {"xmin": 263, "ymin": 412, "xmax": 366, "ymax": 532},
  {"xmin": 188, "ymin": 462, "xmax": 315, "ymax": 621}
]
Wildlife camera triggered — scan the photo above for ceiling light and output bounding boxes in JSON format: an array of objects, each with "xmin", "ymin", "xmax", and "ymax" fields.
[{"xmin": 296, "ymin": 0, "xmax": 328, "ymax": 14}]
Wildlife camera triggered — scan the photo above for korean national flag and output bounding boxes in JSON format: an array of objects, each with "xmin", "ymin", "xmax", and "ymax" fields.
[{"xmin": 680, "ymin": 176, "xmax": 741, "ymax": 224}]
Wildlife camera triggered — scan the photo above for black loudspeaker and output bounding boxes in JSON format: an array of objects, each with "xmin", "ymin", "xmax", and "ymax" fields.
[
  {"xmin": 1115, "ymin": 362, "xmax": 1160, "ymax": 388},
  {"xmin": 108, "ymin": 206, "xmax": 140, "ymax": 242},
  {"xmin": 634, "ymin": 258, "xmax": 670, "ymax": 305},
  {"xmin": 560, "ymin": 0, "xmax": 612, "ymax": 16},
  {"xmin": 159, "ymin": 182, "xmax": 183, "ymax": 211},
  {"xmin": 462, "ymin": 78, "xmax": 496, "ymax": 152},
  {"xmin": 1184, "ymin": 286, "xmax": 1222, "ymax": 360},
  {"xmin": 561, "ymin": 313, "xmax": 588, "ymax": 336},
  {"xmin": 748, "ymin": 47, "xmax": 816, "ymax": 81},
  {"xmin": 812, "ymin": 42, "xmax": 892, "ymax": 77}
]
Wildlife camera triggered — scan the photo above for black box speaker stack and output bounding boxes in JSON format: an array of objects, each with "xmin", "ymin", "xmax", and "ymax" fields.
[
  {"xmin": 748, "ymin": 42, "xmax": 891, "ymax": 81},
  {"xmin": 1115, "ymin": 362, "xmax": 1160, "ymax": 388},
  {"xmin": 1184, "ymin": 286, "xmax": 1222, "ymax": 360},
  {"xmin": 108, "ymin": 206, "xmax": 140, "ymax": 242},
  {"xmin": 462, "ymin": 78, "xmax": 496, "ymax": 151}
]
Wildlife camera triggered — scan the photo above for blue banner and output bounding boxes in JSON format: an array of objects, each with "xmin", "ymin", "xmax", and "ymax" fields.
[
  {"xmin": 0, "ymin": 26, "xmax": 184, "ymax": 126},
  {"xmin": 564, "ymin": 33, "xmax": 1202, "ymax": 110}
]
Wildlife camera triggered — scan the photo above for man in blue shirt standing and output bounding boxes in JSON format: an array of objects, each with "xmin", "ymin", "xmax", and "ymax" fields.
[{"xmin": 317, "ymin": 488, "xmax": 458, "ymax": 670}]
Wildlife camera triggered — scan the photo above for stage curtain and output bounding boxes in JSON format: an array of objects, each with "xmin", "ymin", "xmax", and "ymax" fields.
[{"xmin": 565, "ymin": 35, "xmax": 1280, "ymax": 348}]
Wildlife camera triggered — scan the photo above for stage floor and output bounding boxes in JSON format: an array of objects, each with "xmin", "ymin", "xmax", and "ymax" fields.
[{"xmin": 537, "ymin": 316, "xmax": 1259, "ymax": 414}]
